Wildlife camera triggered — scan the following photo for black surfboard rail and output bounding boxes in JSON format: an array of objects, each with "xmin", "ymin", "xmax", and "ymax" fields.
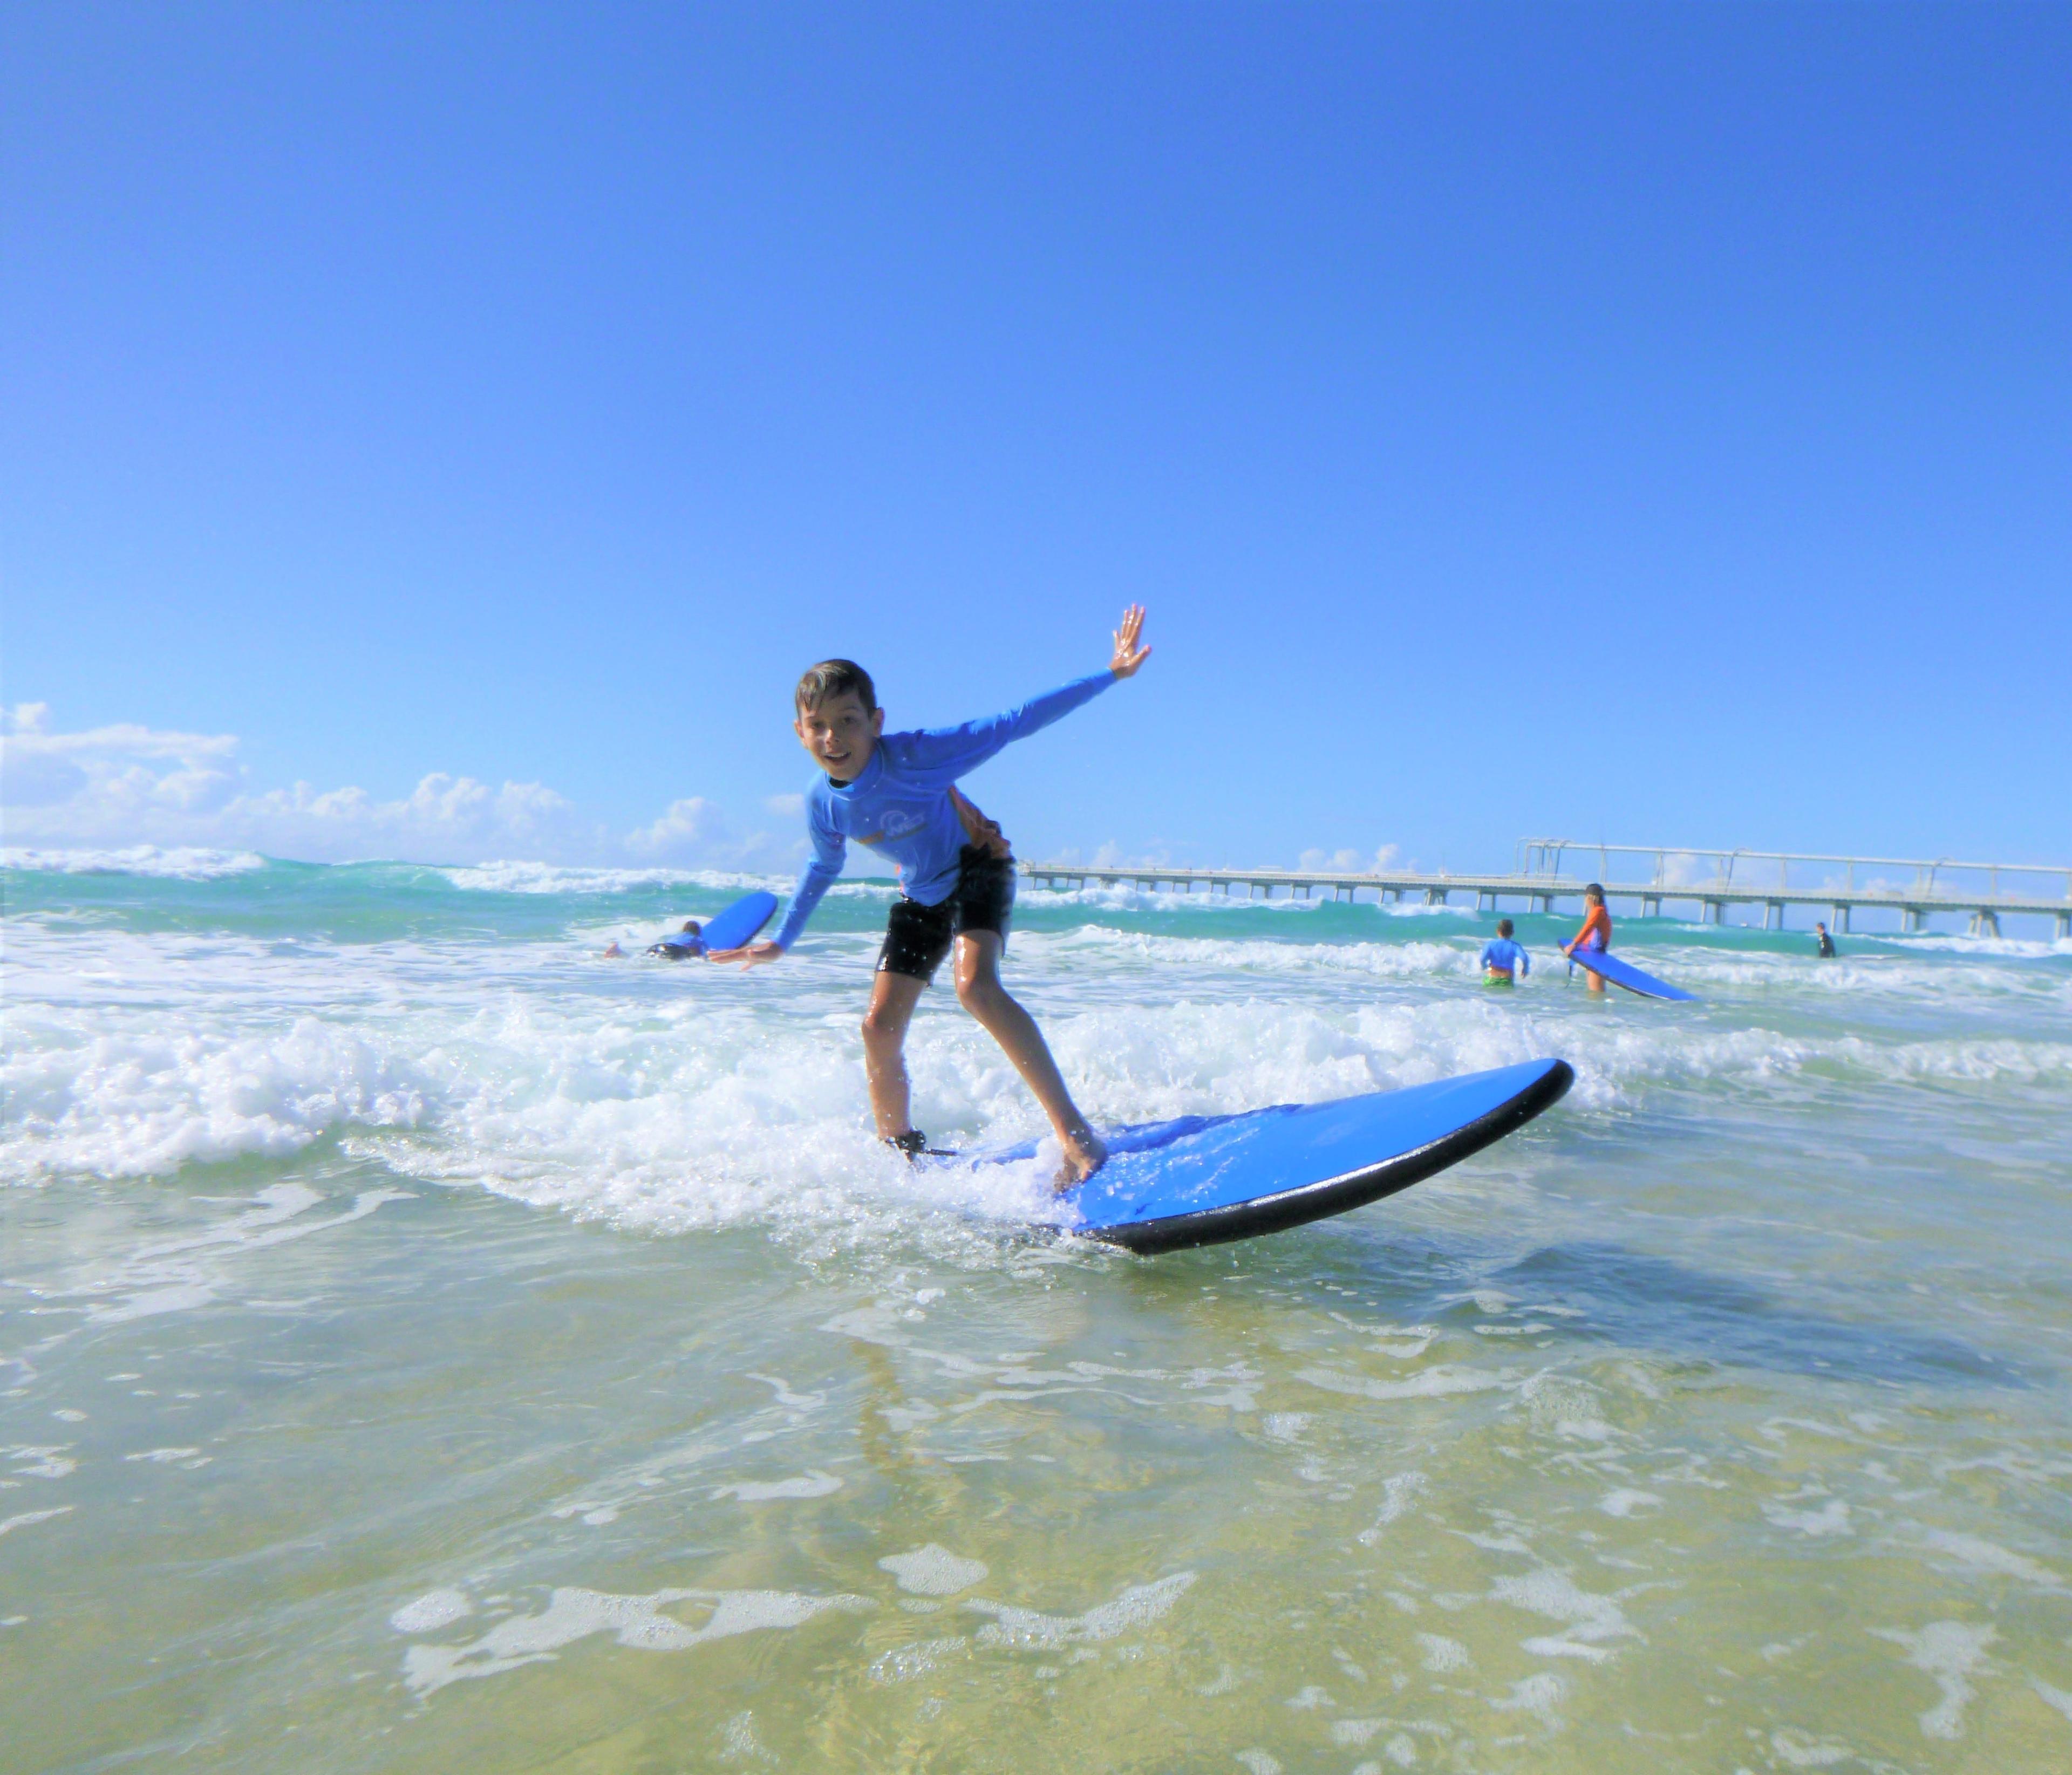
[{"xmin": 1088, "ymin": 1058, "xmax": 1575, "ymax": 1256}]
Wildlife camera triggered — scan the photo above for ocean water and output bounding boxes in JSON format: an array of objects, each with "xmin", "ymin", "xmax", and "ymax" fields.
[{"xmin": 4, "ymin": 849, "xmax": 2070, "ymax": 1773}]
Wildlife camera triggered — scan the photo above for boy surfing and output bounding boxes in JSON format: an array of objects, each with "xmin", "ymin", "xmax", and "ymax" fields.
[{"xmin": 715, "ymin": 606, "xmax": 1153, "ymax": 1185}]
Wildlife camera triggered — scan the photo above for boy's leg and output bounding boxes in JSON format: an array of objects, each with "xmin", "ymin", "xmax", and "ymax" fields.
[
  {"xmin": 861, "ymin": 970, "xmax": 928, "ymax": 1139},
  {"xmin": 952, "ymin": 931, "xmax": 1106, "ymax": 1184}
]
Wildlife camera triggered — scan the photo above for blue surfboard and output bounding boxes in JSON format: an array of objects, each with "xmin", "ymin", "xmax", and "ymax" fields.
[
  {"xmin": 698, "ymin": 889, "xmax": 779, "ymax": 953},
  {"xmin": 651, "ymin": 890, "xmax": 779, "ymax": 955},
  {"xmin": 960, "ymin": 1058, "xmax": 1572, "ymax": 1254},
  {"xmin": 1568, "ymin": 947, "xmax": 1695, "ymax": 1002}
]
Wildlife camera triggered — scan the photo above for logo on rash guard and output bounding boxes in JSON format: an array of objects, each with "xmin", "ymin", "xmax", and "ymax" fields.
[{"xmin": 857, "ymin": 809, "xmax": 928, "ymax": 848}]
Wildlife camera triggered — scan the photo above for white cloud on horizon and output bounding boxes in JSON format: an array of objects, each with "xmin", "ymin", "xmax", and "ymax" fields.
[
  {"xmin": 1, "ymin": 705, "xmax": 801, "ymax": 870},
  {"xmin": 625, "ymin": 796, "xmax": 722, "ymax": 856}
]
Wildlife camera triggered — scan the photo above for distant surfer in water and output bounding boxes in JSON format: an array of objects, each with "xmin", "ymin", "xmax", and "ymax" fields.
[
  {"xmin": 1815, "ymin": 921, "xmax": 1837, "ymax": 958},
  {"xmin": 1562, "ymin": 884, "xmax": 1612, "ymax": 993},
  {"xmin": 647, "ymin": 918, "xmax": 704, "ymax": 959},
  {"xmin": 713, "ymin": 605, "xmax": 1153, "ymax": 1186},
  {"xmin": 1480, "ymin": 918, "xmax": 1530, "ymax": 985}
]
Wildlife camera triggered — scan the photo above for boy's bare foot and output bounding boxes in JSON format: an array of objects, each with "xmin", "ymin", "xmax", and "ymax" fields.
[{"xmin": 1054, "ymin": 1125, "xmax": 1108, "ymax": 1191}]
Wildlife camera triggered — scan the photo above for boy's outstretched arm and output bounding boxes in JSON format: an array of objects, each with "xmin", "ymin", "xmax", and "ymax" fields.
[
  {"xmin": 903, "ymin": 605, "xmax": 1151, "ymax": 785},
  {"xmin": 713, "ymin": 807, "xmax": 843, "ymax": 967}
]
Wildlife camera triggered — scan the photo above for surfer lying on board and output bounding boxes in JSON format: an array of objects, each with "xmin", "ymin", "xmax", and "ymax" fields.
[
  {"xmin": 646, "ymin": 918, "xmax": 704, "ymax": 959},
  {"xmin": 1480, "ymin": 918, "xmax": 1530, "ymax": 985},
  {"xmin": 1561, "ymin": 884, "xmax": 1613, "ymax": 993},
  {"xmin": 713, "ymin": 605, "xmax": 1154, "ymax": 1186}
]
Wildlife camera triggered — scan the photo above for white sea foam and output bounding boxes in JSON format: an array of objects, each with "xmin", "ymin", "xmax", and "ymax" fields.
[
  {"xmin": 4, "ymin": 947, "xmax": 2060, "ymax": 1268},
  {"xmin": 1299, "ymin": 1364, "xmax": 1508, "ymax": 1404},
  {"xmin": 1913, "ymin": 1529, "xmax": 2066, "ymax": 1590},
  {"xmin": 0, "ymin": 1506, "xmax": 74, "ymax": 1538},
  {"xmin": 399, "ymin": 1585, "xmax": 872, "ymax": 1694},
  {"xmin": 963, "ymin": 1570, "xmax": 1196, "ymax": 1648},
  {"xmin": 881, "ymin": 1545, "xmax": 989, "ymax": 1595},
  {"xmin": 1487, "ymin": 1568, "xmax": 1639, "ymax": 1663},
  {"xmin": 440, "ymin": 861, "xmax": 792, "ymax": 896},
  {"xmin": 1416, "ymin": 1631, "xmax": 1470, "ymax": 1672},
  {"xmin": 1869, "ymin": 1620, "xmax": 1997, "ymax": 1739},
  {"xmin": 7, "ymin": 879, "xmax": 2067, "ymax": 1264},
  {"xmin": 1019, "ymin": 881, "xmax": 1332, "ymax": 916},
  {"xmin": 391, "ymin": 1589, "xmax": 475, "ymax": 1633},
  {"xmin": 2, "ymin": 845, "xmax": 266, "ymax": 879},
  {"xmin": 1038, "ymin": 925, "xmax": 1473, "ymax": 981},
  {"xmin": 711, "ymin": 1470, "xmax": 842, "ymax": 1502},
  {"xmin": 1885, "ymin": 932, "xmax": 2072, "ymax": 960},
  {"xmin": 12, "ymin": 1182, "xmax": 411, "ymax": 1336}
]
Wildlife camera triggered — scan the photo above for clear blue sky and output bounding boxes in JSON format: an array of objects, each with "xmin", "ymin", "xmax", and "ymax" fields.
[{"xmin": 5, "ymin": 3, "xmax": 2068, "ymax": 871}]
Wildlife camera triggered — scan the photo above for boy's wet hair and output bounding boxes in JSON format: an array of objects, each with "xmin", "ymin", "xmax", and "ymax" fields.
[
  {"xmin": 795, "ymin": 659, "xmax": 877, "ymax": 716},
  {"xmin": 1585, "ymin": 882, "xmax": 1605, "ymax": 900},
  {"xmin": 1497, "ymin": 918, "xmax": 1515, "ymax": 937}
]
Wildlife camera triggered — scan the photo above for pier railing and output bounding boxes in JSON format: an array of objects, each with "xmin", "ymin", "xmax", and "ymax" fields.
[
  {"xmin": 1516, "ymin": 838, "xmax": 2072, "ymax": 906},
  {"xmin": 1021, "ymin": 840, "xmax": 2072, "ymax": 938}
]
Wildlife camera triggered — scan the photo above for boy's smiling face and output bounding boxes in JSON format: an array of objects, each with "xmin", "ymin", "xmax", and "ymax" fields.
[{"xmin": 795, "ymin": 690, "xmax": 884, "ymax": 783}]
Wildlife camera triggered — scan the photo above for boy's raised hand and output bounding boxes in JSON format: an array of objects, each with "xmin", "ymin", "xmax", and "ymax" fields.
[{"xmin": 1109, "ymin": 604, "xmax": 1152, "ymax": 679}]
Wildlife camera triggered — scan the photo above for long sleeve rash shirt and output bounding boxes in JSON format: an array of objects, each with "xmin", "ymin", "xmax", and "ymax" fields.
[
  {"xmin": 1478, "ymin": 937, "xmax": 1530, "ymax": 978},
  {"xmin": 1569, "ymin": 905, "xmax": 1612, "ymax": 953},
  {"xmin": 771, "ymin": 672, "xmax": 1115, "ymax": 952}
]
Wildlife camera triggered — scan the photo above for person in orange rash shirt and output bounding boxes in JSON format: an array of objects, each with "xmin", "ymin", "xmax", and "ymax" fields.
[{"xmin": 1562, "ymin": 883, "xmax": 1613, "ymax": 994}]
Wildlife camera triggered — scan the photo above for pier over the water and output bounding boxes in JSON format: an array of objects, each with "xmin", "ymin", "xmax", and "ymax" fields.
[{"xmin": 1022, "ymin": 838, "xmax": 2072, "ymax": 939}]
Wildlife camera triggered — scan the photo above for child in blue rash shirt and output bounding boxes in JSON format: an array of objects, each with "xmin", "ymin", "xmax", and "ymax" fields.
[
  {"xmin": 717, "ymin": 606, "xmax": 1153, "ymax": 1185},
  {"xmin": 1479, "ymin": 918, "xmax": 1530, "ymax": 985}
]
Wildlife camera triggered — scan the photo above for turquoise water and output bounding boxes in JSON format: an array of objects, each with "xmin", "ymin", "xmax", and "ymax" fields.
[{"xmin": 4, "ymin": 850, "xmax": 2070, "ymax": 1772}]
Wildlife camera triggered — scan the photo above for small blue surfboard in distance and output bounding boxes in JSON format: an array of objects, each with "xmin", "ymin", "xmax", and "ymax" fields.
[
  {"xmin": 963, "ymin": 1058, "xmax": 1572, "ymax": 1254},
  {"xmin": 653, "ymin": 890, "xmax": 779, "ymax": 955},
  {"xmin": 1568, "ymin": 947, "xmax": 1695, "ymax": 1002}
]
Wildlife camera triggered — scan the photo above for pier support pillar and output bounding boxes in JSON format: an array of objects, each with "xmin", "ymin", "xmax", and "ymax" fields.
[
  {"xmin": 1425, "ymin": 888, "xmax": 1447, "ymax": 906},
  {"xmin": 1642, "ymin": 896, "xmax": 1660, "ymax": 918},
  {"xmin": 1703, "ymin": 900, "xmax": 1723, "ymax": 925},
  {"xmin": 1903, "ymin": 907, "xmax": 1925, "ymax": 933},
  {"xmin": 2058, "ymin": 911, "xmax": 2070, "ymax": 940},
  {"xmin": 1834, "ymin": 905, "xmax": 1850, "ymax": 935},
  {"xmin": 1765, "ymin": 900, "xmax": 1784, "ymax": 931},
  {"xmin": 1533, "ymin": 895, "xmax": 1553, "ymax": 915},
  {"xmin": 1968, "ymin": 909, "xmax": 2001, "ymax": 938}
]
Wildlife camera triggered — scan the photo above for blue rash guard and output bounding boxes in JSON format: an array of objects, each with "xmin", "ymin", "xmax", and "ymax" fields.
[
  {"xmin": 1479, "ymin": 937, "xmax": 1530, "ymax": 978},
  {"xmin": 771, "ymin": 672, "xmax": 1115, "ymax": 952}
]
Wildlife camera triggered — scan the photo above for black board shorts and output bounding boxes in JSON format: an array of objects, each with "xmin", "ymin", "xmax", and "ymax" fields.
[{"xmin": 877, "ymin": 846, "xmax": 1015, "ymax": 981}]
